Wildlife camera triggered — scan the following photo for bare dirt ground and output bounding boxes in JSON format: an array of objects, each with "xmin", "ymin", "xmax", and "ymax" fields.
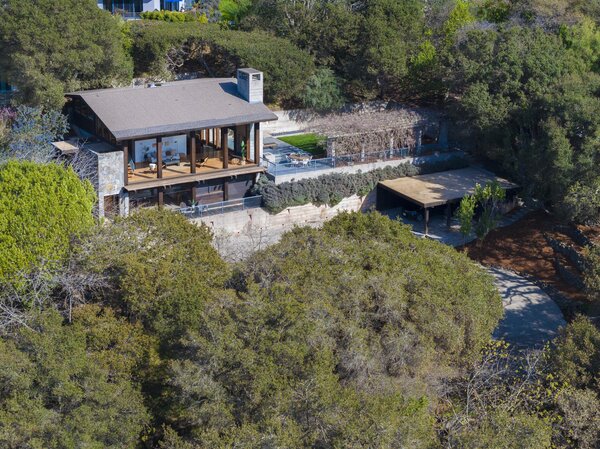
[{"xmin": 462, "ymin": 210, "xmax": 589, "ymax": 304}]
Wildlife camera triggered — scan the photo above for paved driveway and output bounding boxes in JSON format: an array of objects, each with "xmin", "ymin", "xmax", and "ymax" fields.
[{"xmin": 490, "ymin": 267, "xmax": 566, "ymax": 348}]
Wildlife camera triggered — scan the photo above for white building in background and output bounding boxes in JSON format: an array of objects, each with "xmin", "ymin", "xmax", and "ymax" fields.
[{"xmin": 97, "ymin": 0, "xmax": 192, "ymax": 16}]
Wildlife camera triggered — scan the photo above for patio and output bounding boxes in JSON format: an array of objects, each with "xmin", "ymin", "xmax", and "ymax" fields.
[{"xmin": 262, "ymin": 135, "xmax": 313, "ymax": 164}]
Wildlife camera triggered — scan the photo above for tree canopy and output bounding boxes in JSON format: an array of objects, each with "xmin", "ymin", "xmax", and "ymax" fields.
[
  {"xmin": 0, "ymin": 205, "xmax": 598, "ymax": 447},
  {"xmin": 0, "ymin": 307, "xmax": 150, "ymax": 448},
  {"xmin": 0, "ymin": 0, "xmax": 133, "ymax": 108},
  {"xmin": 130, "ymin": 21, "xmax": 315, "ymax": 106}
]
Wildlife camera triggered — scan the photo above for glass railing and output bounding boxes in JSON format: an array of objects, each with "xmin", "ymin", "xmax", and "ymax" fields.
[
  {"xmin": 262, "ymin": 147, "xmax": 411, "ymax": 177},
  {"xmin": 177, "ymin": 195, "xmax": 263, "ymax": 219}
]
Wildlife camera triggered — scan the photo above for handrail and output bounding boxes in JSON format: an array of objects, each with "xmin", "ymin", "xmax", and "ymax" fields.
[
  {"xmin": 177, "ymin": 195, "xmax": 262, "ymax": 219},
  {"xmin": 263, "ymin": 147, "xmax": 411, "ymax": 177}
]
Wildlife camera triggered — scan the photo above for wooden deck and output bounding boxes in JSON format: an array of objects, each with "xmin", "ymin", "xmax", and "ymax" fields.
[
  {"xmin": 125, "ymin": 161, "xmax": 264, "ymax": 191},
  {"xmin": 128, "ymin": 157, "xmax": 243, "ymax": 183}
]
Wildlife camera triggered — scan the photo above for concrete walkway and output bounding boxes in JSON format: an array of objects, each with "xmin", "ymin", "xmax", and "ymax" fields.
[
  {"xmin": 490, "ymin": 267, "xmax": 566, "ymax": 348},
  {"xmin": 384, "ymin": 205, "xmax": 532, "ymax": 247},
  {"xmin": 383, "ymin": 206, "xmax": 566, "ymax": 348}
]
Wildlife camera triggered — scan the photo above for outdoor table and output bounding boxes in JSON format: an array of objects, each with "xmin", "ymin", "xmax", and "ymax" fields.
[{"xmin": 287, "ymin": 153, "xmax": 312, "ymax": 166}]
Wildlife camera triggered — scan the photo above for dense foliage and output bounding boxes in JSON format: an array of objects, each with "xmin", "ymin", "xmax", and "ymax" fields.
[
  {"xmin": 1, "ymin": 1, "xmax": 600, "ymax": 446},
  {"xmin": 0, "ymin": 204, "xmax": 598, "ymax": 447},
  {"xmin": 76, "ymin": 208, "xmax": 229, "ymax": 348},
  {"xmin": 214, "ymin": 0, "xmax": 600, "ymax": 222},
  {"xmin": 0, "ymin": 0, "xmax": 132, "ymax": 108},
  {"xmin": 0, "ymin": 307, "xmax": 151, "ymax": 448},
  {"xmin": 130, "ymin": 21, "xmax": 315, "ymax": 105},
  {"xmin": 446, "ymin": 22, "xmax": 600, "ymax": 222},
  {"xmin": 252, "ymin": 154, "xmax": 469, "ymax": 213},
  {"xmin": 0, "ymin": 161, "xmax": 95, "ymax": 284}
]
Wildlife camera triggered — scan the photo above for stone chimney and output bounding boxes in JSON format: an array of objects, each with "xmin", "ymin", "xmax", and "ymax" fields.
[{"xmin": 237, "ymin": 68, "xmax": 263, "ymax": 104}]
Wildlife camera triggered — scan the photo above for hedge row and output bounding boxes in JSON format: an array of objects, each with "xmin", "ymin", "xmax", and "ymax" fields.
[
  {"xmin": 140, "ymin": 10, "xmax": 208, "ymax": 23},
  {"xmin": 251, "ymin": 155, "xmax": 469, "ymax": 213}
]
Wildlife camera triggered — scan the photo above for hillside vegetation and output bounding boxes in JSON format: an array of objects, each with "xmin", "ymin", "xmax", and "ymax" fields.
[{"xmin": 0, "ymin": 180, "xmax": 598, "ymax": 447}]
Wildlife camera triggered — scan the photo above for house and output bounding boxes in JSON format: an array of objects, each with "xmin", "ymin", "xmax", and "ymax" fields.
[
  {"xmin": 97, "ymin": 0, "xmax": 190, "ymax": 16},
  {"xmin": 57, "ymin": 69, "xmax": 277, "ymax": 218}
]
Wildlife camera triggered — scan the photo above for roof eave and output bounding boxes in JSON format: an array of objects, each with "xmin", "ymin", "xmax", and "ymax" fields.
[{"xmin": 112, "ymin": 112, "xmax": 278, "ymax": 142}]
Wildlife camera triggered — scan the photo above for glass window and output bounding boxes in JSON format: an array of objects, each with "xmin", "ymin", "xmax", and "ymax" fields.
[
  {"xmin": 134, "ymin": 138, "xmax": 157, "ymax": 164},
  {"xmin": 162, "ymin": 134, "xmax": 186, "ymax": 157}
]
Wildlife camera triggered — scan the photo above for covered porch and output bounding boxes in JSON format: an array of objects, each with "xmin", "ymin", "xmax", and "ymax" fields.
[{"xmin": 124, "ymin": 123, "xmax": 262, "ymax": 184}]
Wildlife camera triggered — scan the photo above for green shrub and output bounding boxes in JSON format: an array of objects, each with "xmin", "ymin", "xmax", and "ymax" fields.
[
  {"xmin": 0, "ymin": 308, "xmax": 150, "ymax": 448},
  {"xmin": 550, "ymin": 315, "xmax": 600, "ymax": 392},
  {"xmin": 252, "ymin": 154, "xmax": 469, "ymax": 213},
  {"xmin": 140, "ymin": 10, "xmax": 208, "ymax": 23},
  {"xmin": 0, "ymin": 161, "xmax": 95, "ymax": 283}
]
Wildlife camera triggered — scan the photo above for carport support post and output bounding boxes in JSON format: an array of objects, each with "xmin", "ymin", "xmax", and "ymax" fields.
[
  {"xmin": 445, "ymin": 202, "xmax": 452, "ymax": 229},
  {"xmin": 424, "ymin": 207, "xmax": 429, "ymax": 236},
  {"xmin": 157, "ymin": 187, "xmax": 164, "ymax": 208}
]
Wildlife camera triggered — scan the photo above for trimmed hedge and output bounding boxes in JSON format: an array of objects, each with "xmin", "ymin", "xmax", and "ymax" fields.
[
  {"xmin": 140, "ymin": 10, "xmax": 208, "ymax": 23},
  {"xmin": 251, "ymin": 154, "xmax": 469, "ymax": 213}
]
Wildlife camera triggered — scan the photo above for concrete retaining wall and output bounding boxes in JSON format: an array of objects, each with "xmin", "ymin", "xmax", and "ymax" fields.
[{"xmin": 192, "ymin": 190, "xmax": 377, "ymax": 235}]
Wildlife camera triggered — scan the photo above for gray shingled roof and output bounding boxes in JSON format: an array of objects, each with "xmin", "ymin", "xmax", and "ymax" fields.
[{"xmin": 67, "ymin": 78, "xmax": 278, "ymax": 141}]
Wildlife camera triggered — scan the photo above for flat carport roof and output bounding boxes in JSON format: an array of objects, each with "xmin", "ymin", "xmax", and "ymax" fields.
[{"xmin": 378, "ymin": 167, "xmax": 518, "ymax": 209}]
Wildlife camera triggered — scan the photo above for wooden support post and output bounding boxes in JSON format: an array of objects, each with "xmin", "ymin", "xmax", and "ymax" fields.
[
  {"xmin": 254, "ymin": 122, "xmax": 260, "ymax": 162},
  {"xmin": 157, "ymin": 188, "xmax": 164, "ymax": 208},
  {"xmin": 157, "ymin": 138, "xmax": 163, "ymax": 178},
  {"xmin": 123, "ymin": 142, "xmax": 129, "ymax": 185},
  {"xmin": 223, "ymin": 180, "xmax": 229, "ymax": 201},
  {"xmin": 222, "ymin": 128, "xmax": 228, "ymax": 169},
  {"xmin": 245, "ymin": 124, "xmax": 251, "ymax": 163},
  {"xmin": 446, "ymin": 202, "xmax": 452, "ymax": 228},
  {"xmin": 190, "ymin": 132, "xmax": 196, "ymax": 174},
  {"xmin": 424, "ymin": 207, "xmax": 429, "ymax": 236}
]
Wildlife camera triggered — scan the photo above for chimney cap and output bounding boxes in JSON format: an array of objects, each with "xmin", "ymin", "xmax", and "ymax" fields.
[{"xmin": 237, "ymin": 68, "xmax": 262, "ymax": 75}]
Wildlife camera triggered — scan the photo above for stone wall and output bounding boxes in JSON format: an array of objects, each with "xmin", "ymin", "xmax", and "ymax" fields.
[
  {"xmin": 192, "ymin": 189, "xmax": 377, "ymax": 236},
  {"xmin": 83, "ymin": 147, "xmax": 124, "ymax": 217}
]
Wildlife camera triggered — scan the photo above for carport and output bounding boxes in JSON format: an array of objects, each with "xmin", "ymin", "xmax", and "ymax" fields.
[{"xmin": 377, "ymin": 167, "xmax": 518, "ymax": 235}]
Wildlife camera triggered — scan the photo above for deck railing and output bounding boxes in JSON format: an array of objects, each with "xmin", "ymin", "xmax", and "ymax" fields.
[
  {"xmin": 262, "ymin": 147, "xmax": 411, "ymax": 177},
  {"xmin": 177, "ymin": 195, "xmax": 263, "ymax": 219}
]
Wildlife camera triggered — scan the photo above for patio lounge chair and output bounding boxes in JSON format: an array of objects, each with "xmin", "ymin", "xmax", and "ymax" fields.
[
  {"xmin": 286, "ymin": 155, "xmax": 300, "ymax": 166},
  {"xmin": 300, "ymin": 156, "xmax": 312, "ymax": 166},
  {"xmin": 196, "ymin": 157, "xmax": 209, "ymax": 168}
]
